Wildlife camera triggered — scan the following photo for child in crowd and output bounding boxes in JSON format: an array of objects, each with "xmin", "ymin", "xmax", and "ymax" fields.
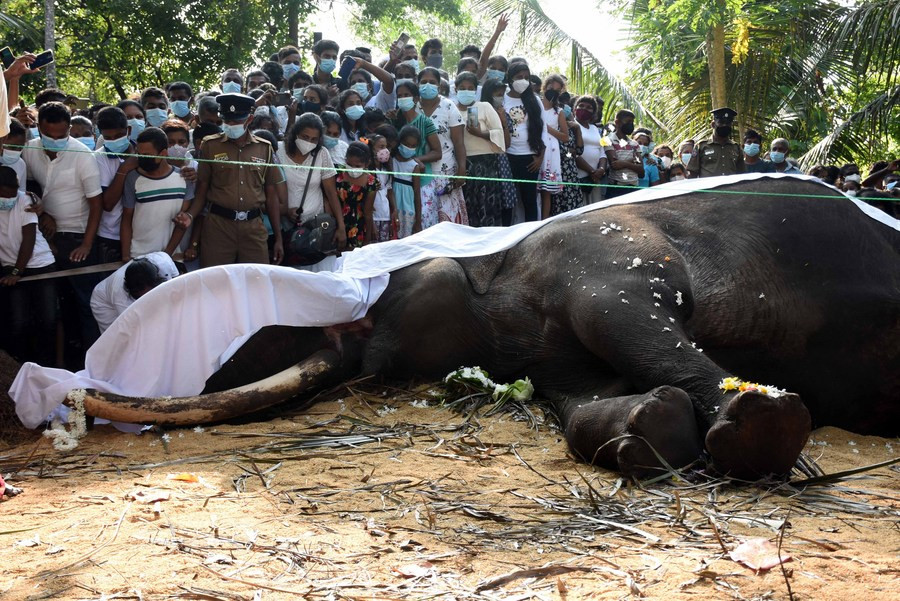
[
  {"xmin": 2, "ymin": 118, "xmax": 29, "ymax": 195},
  {"xmin": 335, "ymin": 141, "xmax": 379, "ymax": 248},
  {"xmin": 321, "ymin": 111, "xmax": 349, "ymax": 168},
  {"xmin": 366, "ymin": 134, "xmax": 397, "ymax": 242},
  {"xmin": 70, "ymin": 115, "xmax": 96, "ymax": 151},
  {"xmin": 392, "ymin": 126, "xmax": 424, "ymax": 238},
  {"xmin": 0, "ymin": 165, "xmax": 57, "ymax": 366},
  {"xmin": 119, "ymin": 127, "xmax": 195, "ymax": 261}
]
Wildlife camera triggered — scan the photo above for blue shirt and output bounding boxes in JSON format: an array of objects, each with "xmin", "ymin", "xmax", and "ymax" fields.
[{"xmin": 638, "ymin": 157, "xmax": 660, "ymax": 188}]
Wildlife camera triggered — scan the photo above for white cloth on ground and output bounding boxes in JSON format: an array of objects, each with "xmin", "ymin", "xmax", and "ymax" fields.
[{"xmin": 11, "ymin": 174, "xmax": 897, "ymax": 429}]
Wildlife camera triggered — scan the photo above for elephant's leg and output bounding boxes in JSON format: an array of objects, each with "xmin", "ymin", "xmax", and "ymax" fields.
[
  {"xmin": 559, "ymin": 385, "xmax": 702, "ymax": 476},
  {"xmin": 568, "ymin": 288, "xmax": 811, "ymax": 479}
]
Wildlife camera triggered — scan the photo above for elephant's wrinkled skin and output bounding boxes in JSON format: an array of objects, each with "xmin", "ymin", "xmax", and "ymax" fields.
[{"xmin": 212, "ymin": 178, "xmax": 900, "ymax": 479}]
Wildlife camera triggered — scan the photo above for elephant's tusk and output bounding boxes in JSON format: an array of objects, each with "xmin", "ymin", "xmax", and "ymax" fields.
[{"xmin": 67, "ymin": 349, "xmax": 341, "ymax": 426}]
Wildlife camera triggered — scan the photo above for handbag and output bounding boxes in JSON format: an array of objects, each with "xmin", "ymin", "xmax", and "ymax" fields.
[{"xmin": 285, "ymin": 148, "xmax": 338, "ymax": 266}]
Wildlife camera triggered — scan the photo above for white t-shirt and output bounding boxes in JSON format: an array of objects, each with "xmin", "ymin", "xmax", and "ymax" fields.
[
  {"xmin": 577, "ymin": 123, "xmax": 605, "ymax": 179},
  {"xmin": 282, "ymin": 148, "xmax": 337, "ymax": 224},
  {"xmin": 22, "ymin": 137, "xmax": 102, "ymax": 234},
  {"xmin": 328, "ymin": 140, "xmax": 349, "ymax": 167},
  {"xmin": 366, "ymin": 85, "xmax": 396, "ymax": 113},
  {"xmin": 90, "ymin": 251, "xmax": 179, "ymax": 333},
  {"xmin": 9, "ymin": 157, "xmax": 27, "ymax": 194},
  {"xmin": 95, "ymin": 148, "xmax": 124, "ymax": 240},
  {"xmin": 503, "ymin": 94, "xmax": 532, "ymax": 156},
  {"xmin": 373, "ymin": 170, "xmax": 392, "ymax": 221},
  {"xmin": 0, "ymin": 191, "xmax": 55, "ymax": 269}
]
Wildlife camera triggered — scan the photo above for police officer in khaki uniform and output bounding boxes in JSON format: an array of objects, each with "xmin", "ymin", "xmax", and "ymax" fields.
[
  {"xmin": 175, "ymin": 93, "xmax": 283, "ymax": 267},
  {"xmin": 687, "ymin": 107, "xmax": 744, "ymax": 178}
]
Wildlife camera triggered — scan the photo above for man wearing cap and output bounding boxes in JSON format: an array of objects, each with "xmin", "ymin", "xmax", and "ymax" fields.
[
  {"xmin": 687, "ymin": 107, "xmax": 744, "ymax": 178},
  {"xmin": 174, "ymin": 93, "xmax": 283, "ymax": 267}
]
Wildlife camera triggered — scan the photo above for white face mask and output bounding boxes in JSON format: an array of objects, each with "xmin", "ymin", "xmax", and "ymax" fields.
[
  {"xmin": 660, "ymin": 156, "xmax": 672, "ymax": 169},
  {"xmin": 345, "ymin": 168, "xmax": 365, "ymax": 178},
  {"xmin": 297, "ymin": 139, "xmax": 318, "ymax": 155},
  {"xmin": 670, "ymin": 175, "xmax": 685, "ymax": 181},
  {"xmin": 168, "ymin": 144, "xmax": 189, "ymax": 159},
  {"xmin": 512, "ymin": 79, "xmax": 530, "ymax": 94},
  {"xmin": 845, "ymin": 189, "xmax": 858, "ymax": 197}
]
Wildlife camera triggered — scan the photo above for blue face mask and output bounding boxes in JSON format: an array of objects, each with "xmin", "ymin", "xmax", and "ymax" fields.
[
  {"xmin": 397, "ymin": 97, "xmax": 415, "ymax": 112},
  {"xmin": 145, "ymin": 108, "xmax": 168, "ymax": 127},
  {"xmin": 351, "ymin": 82, "xmax": 370, "ymax": 100},
  {"xmin": 770, "ymin": 150, "xmax": 786, "ymax": 164},
  {"xmin": 743, "ymin": 143, "xmax": 760, "ymax": 157},
  {"xmin": 223, "ymin": 122, "xmax": 246, "ymax": 139},
  {"xmin": 104, "ymin": 135, "xmax": 130, "ymax": 154},
  {"xmin": 283, "ymin": 63, "xmax": 300, "ymax": 79},
  {"xmin": 323, "ymin": 135, "xmax": 339, "ymax": 149},
  {"xmin": 0, "ymin": 196, "xmax": 17, "ymax": 211},
  {"xmin": 222, "ymin": 80, "xmax": 241, "ymax": 94},
  {"xmin": 319, "ymin": 58, "xmax": 336, "ymax": 73},
  {"xmin": 292, "ymin": 87, "xmax": 305, "ymax": 101},
  {"xmin": 127, "ymin": 118, "xmax": 146, "ymax": 142},
  {"xmin": 345, "ymin": 104, "xmax": 365, "ymax": 121},
  {"xmin": 398, "ymin": 144, "xmax": 416, "ymax": 159},
  {"xmin": 563, "ymin": 105, "xmax": 572, "ymax": 119},
  {"xmin": 403, "ymin": 59, "xmax": 420, "ymax": 73},
  {"xmin": 886, "ymin": 180, "xmax": 898, "ymax": 190},
  {"xmin": 456, "ymin": 90, "xmax": 477, "ymax": 106},
  {"xmin": 486, "ymin": 69, "xmax": 505, "ymax": 81},
  {"xmin": 41, "ymin": 134, "xmax": 69, "ymax": 152},
  {"xmin": 1, "ymin": 149, "xmax": 22, "ymax": 165},
  {"xmin": 76, "ymin": 136, "xmax": 96, "ymax": 151},
  {"xmin": 170, "ymin": 100, "xmax": 190, "ymax": 118},
  {"xmin": 28, "ymin": 127, "xmax": 39, "ymax": 140},
  {"xmin": 419, "ymin": 83, "xmax": 439, "ymax": 100}
]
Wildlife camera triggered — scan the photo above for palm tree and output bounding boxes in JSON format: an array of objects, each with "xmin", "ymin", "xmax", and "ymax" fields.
[{"xmin": 472, "ymin": 0, "xmax": 900, "ymax": 167}]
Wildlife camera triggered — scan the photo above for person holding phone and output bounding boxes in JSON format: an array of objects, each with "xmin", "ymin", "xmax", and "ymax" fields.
[
  {"xmin": 311, "ymin": 39, "xmax": 347, "ymax": 97},
  {"xmin": 3, "ymin": 52, "xmax": 40, "ymax": 121}
]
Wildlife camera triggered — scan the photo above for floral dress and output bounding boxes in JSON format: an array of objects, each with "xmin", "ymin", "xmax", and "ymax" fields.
[
  {"xmin": 335, "ymin": 172, "xmax": 380, "ymax": 248},
  {"xmin": 551, "ymin": 136, "xmax": 584, "ymax": 216},
  {"xmin": 419, "ymin": 97, "xmax": 469, "ymax": 225}
]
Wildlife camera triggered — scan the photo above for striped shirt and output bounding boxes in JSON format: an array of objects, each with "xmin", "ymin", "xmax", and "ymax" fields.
[{"xmin": 122, "ymin": 166, "xmax": 195, "ymax": 256}]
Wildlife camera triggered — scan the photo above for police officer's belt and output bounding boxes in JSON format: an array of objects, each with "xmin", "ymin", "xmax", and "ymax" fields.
[{"xmin": 208, "ymin": 203, "xmax": 262, "ymax": 221}]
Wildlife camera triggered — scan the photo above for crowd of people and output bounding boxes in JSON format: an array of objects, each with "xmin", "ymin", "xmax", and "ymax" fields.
[{"xmin": 0, "ymin": 15, "xmax": 898, "ymax": 370}]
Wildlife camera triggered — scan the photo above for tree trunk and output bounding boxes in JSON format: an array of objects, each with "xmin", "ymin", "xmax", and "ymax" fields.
[
  {"xmin": 288, "ymin": 0, "xmax": 299, "ymax": 47},
  {"xmin": 707, "ymin": 23, "xmax": 727, "ymax": 110},
  {"xmin": 43, "ymin": 0, "xmax": 57, "ymax": 88}
]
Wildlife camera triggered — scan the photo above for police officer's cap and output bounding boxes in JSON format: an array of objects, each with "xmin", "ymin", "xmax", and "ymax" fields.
[
  {"xmin": 217, "ymin": 93, "xmax": 256, "ymax": 121},
  {"xmin": 711, "ymin": 107, "xmax": 737, "ymax": 123}
]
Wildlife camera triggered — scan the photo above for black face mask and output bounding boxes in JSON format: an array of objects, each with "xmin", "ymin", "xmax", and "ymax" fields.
[
  {"xmin": 715, "ymin": 125, "xmax": 733, "ymax": 137},
  {"xmin": 544, "ymin": 89, "xmax": 560, "ymax": 103},
  {"xmin": 138, "ymin": 156, "xmax": 161, "ymax": 172},
  {"xmin": 301, "ymin": 100, "xmax": 321, "ymax": 113},
  {"xmin": 621, "ymin": 122, "xmax": 635, "ymax": 136}
]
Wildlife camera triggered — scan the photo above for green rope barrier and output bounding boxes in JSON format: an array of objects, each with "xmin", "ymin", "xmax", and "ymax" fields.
[{"xmin": 5, "ymin": 142, "xmax": 898, "ymax": 202}]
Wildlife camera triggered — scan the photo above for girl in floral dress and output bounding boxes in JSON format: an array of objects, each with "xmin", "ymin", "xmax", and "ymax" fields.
[{"xmin": 335, "ymin": 142, "xmax": 380, "ymax": 248}]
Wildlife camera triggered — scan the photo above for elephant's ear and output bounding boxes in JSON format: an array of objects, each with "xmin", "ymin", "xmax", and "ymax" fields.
[{"xmin": 455, "ymin": 251, "xmax": 508, "ymax": 295}]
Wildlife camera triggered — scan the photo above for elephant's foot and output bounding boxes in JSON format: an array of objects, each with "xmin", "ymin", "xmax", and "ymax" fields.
[
  {"xmin": 705, "ymin": 390, "xmax": 811, "ymax": 479},
  {"xmin": 565, "ymin": 386, "xmax": 702, "ymax": 477}
]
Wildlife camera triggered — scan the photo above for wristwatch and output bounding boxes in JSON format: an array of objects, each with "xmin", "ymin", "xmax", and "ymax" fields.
[{"xmin": 10, "ymin": 267, "xmax": 20, "ymax": 276}]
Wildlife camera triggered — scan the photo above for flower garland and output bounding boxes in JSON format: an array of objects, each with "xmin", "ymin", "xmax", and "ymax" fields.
[
  {"xmin": 718, "ymin": 377, "xmax": 787, "ymax": 398},
  {"xmin": 43, "ymin": 389, "xmax": 89, "ymax": 451}
]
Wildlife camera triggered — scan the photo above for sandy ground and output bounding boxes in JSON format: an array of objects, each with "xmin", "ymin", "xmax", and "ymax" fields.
[{"xmin": 1, "ymin": 382, "xmax": 898, "ymax": 601}]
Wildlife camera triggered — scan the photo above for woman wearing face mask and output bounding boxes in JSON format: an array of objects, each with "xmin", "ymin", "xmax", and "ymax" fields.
[
  {"xmin": 416, "ymin": 67, "xmax": 468, "ymax": 225},
  {"xmin": 286, "ymin": 84, "xmax": 328, "ymax": 133},
  {"xmin": 572, "ymin": 95, "xmax": 607, "ymax": 205},
  {"xmin": 667, "ymin": 163, "xmax": 687, "ymax": 181},
  {"xmin": 337, "ymin": 89, "xmax": 366, "ymax": 143},
  {"xmin": 502, "ymin": 61, "xmax": 545, "ymax": 224},
  {"xmin": 394, "ymin": 80, "xmax": 443, "ymax": 229},
  {"xmin": 116, "ymin": 100, "xmax": 147, "ymax": 144},
  {"xmin": 455, "ymin": 71, "xmax": 505, "ymax": 227},
  {"xmin": 479, "ymin": 79, "xmax": 518, "ymax": 217},
  {"xmin": 281, "ymin": 113, "xmax": 347, "ymax": 266},
  {"xmin": 652, "ymin": 145, "xmax": 674, "ymax": 183},
  {"xmin": 321, "ymin": 111, "xmax": 349, "ymax": 168},
  {"xmin": 540, "ymin": 75, "xmax": 581, "ymax": 217}
]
